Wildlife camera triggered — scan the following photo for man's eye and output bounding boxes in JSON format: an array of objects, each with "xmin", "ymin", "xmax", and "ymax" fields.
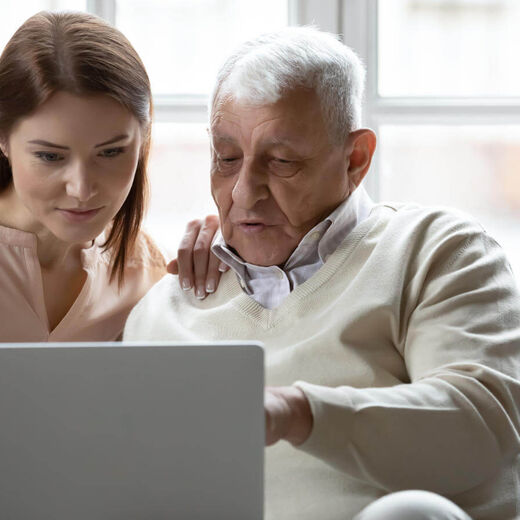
[
  {"xmin": 217, "ymin": 156, "xmax": 240, "ymax": 169},
  {"xmin": 270, "ymin": 157, "xmax": 299, "ymax": 177},
  {"xmin": 34, "ymin": 151, "xmax": 64, "ymax": 162},
  {"xmin": 273, "ymin": 158, "xmax": 292, "ymax": 164},
  {"xmin": 99, "ymin": 147, "xmax": 125, "ymax": 158}
]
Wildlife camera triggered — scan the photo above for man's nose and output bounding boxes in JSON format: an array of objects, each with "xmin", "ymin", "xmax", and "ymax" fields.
[
  {"xmin": 64, "ymin": 161, "xmax": 97, "ymax": 202},
  {"xmin": 231, "ymin": 158, "xmax": 269, "ymax": 209}
]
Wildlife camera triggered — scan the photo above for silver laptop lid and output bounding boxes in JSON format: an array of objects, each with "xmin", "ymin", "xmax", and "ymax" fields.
[{"xmin": 0, "ymin": 341, "xmax": 264, "ymax": 520}]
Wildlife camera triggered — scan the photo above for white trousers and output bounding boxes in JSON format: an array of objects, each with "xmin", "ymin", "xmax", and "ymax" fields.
[{"xmin": 353, "ymin": 490, "xmax": 473, "ymax": 520}]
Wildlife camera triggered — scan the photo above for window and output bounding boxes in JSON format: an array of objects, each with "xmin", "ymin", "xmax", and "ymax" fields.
[
  {"xmin": 344, "ymin": 0, "xmax": 520, "ymax": 279},
  {"xmin": 378, "ymin": 0, "xmax": 520, "ymax": 98},
  {"xmin": 115, "ymin": 0, "xmax": 289, "ymax": 97},
  {"xmin": 0, "ymin": 1, "xmax": 86, "ymax": 50},
  {"xmin": 2, "ymin": 1, "xmax": 519, "ymax": 277}
]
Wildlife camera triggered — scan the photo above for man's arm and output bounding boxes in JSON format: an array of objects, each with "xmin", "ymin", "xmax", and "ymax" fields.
[{"xmin": 276, "ymin": 227, "xmax": 520, "ymax": 496}]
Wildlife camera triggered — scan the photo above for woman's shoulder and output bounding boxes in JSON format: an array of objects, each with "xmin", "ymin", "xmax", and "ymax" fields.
[{"xmin": 127, "ymin": 231, "xmax": 167, "ymax": 270}]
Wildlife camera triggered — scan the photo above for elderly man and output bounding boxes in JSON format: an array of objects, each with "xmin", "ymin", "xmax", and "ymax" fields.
[{"xmin": 124, "ymin": 27, "xmax": 520, "ymax": 520}]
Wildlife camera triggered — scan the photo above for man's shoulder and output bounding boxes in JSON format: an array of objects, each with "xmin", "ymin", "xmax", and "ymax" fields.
[
  {"xmin": 370, "ymin": 201, "xmax": 486, "ymax": 240},
  {"xmin": 131, "ymin": 272, "xmax": 179, "ymax": 310},
  {"xmin": 127, "ymin": 269, "xmax": 242, "ymax": 321},
  {"xmin": 123, "ymin": 274, "xmax": 180, "ymax": 340}
]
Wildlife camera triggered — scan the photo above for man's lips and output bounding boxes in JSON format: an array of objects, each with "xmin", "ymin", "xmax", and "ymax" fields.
[
  {"xmin": 233, "ymin": 219, "xmax": 283, "ymax": 234},
  {"xmin": 237, "ymin": 223, "xmax": 266, "ymax": 233}
]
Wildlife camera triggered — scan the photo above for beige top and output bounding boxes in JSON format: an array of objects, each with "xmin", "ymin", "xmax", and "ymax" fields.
[
  {"xmin": 0, "ymin": 225, "xmax": 166, "ymax": 342},
  {"xmin": 125, "ymin": 203, "xmax": 520, "ymax": 520}
]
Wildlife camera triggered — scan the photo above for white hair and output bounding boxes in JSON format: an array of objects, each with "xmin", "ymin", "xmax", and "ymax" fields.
[{"xmin": 210, "ymin": 26, "xmax": 366, "ymax": 143}]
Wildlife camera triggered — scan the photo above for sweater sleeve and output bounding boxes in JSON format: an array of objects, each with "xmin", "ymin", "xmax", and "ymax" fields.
[{"xmin": 295, "ymin": 222, "xmax": 520, "ymax": 495}]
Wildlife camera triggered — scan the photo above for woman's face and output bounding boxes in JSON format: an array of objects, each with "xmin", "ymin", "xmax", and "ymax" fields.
[{"xmin": 0, "ymin": 91, "xmax": 143, "ymax": 244}]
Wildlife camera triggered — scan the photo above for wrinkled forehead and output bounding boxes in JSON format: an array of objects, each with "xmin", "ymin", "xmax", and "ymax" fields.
[{"xmin": 209, "ymin": 88, "xmax": 328, "ymax": 149}]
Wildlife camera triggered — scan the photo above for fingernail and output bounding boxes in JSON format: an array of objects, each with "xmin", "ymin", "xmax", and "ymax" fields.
[
  {"xmin": 218, "ymin": 263, "xmax": 228, "ymax": 272},
  {"xmin": 182, "ymin": 279, "xmax": 191, "ymax": 291},
  {"xmin": 196, "ymin": 287, "xmax": 205, "ymax": 299},
  {"xmin": 206, "ymin": 280, "xmax": 215, "ymax": 293}
]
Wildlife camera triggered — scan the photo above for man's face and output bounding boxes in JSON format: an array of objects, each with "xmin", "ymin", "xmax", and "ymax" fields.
[{"xmin": 210, "ymin": 88, "xmax": 352, "ymax": 266}]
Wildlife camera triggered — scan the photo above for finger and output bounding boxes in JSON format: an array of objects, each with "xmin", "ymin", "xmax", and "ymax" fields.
[
  {"xmin": 193, "ymin": 216, "xmax": 219, "ymax": 299},
  {"xmin": 219, "ymin": 261, "xmax": 230, "ymax": 273},
  {"xmin": 167, "ymin": 258, "xmax": 178, "ymax": 275},
  {"xmin": 205, "ymin": 251, "xmax": 222, "ymax": 294},
  {"xmin": 176, "ymin": 219, "xmax": 202, "ymax": 291},
  {"xmin": 204, "ymin": 214, "xmax": 220, "ymax": 237}
]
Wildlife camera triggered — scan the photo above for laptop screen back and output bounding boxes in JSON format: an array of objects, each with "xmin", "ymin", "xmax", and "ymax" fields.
[{"xmin": 0, "ymin": 341, "xmax": 264, "ymax": 520}]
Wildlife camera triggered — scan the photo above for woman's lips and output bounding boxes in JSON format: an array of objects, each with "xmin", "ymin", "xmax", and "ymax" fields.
[{"xmin": 57, "ymin": 207, "xmax": 103, "ymax": 222}]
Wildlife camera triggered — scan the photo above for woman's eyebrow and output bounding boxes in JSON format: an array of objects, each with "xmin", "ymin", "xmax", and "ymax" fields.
[
  {"xmin": 26, "ymin": 134, "xmax": 130, "ymax": 149},
  {"xmin": 27, "ymin": 139, "xmax": 68, "ymax": 149},
  {"xmin": 94, "ymin": 134, "xmax": 129, "ymax": 148}
]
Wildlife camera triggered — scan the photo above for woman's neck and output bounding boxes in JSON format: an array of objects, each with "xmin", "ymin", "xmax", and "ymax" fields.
[{"xmin": 0, "ymin": 184, "xmax": 89, "ymax": 269}]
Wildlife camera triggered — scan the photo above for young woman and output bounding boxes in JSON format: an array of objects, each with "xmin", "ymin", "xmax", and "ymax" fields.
[{"xmin": 0, "ymin": 11, "xmax": 220, "ymax": 341}]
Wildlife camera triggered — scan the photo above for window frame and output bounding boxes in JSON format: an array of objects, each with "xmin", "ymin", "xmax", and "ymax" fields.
[{"xmin": 342, "ymin": 0, "xmax": 520, "ymax": 200}]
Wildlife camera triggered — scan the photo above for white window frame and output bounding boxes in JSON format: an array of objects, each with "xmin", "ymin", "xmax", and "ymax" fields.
[{"xmin": 342, "ymin": 0, "xmax": 520, "ymax": 200}]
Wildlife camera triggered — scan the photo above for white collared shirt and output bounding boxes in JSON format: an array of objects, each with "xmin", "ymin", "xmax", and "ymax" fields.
[{"xmin": 212, "ymin": 185, "xmax": 374, "ymax": 309}]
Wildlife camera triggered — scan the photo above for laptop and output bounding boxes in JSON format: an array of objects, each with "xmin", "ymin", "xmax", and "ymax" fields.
[{"xmin": 0, "ymin": 341, "xmax": 264, "ymax": 519}]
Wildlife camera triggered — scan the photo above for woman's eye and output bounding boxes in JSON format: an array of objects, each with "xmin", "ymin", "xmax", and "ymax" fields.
[
  {"xmin": 34, "ymin": 151, "xmax": 64, "ymax": 162},
  {"xmin": 99, "ymin": 147, "xmax": 125, "ymax": 158},
  {"xmin": 273, "ymin": 158, "xmax": 292, "ymax": 164}
]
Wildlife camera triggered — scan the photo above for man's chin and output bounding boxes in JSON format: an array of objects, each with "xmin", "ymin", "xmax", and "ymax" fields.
[
  {"xmin": 226, "ymin": 228, "xmax": 298, "ymax": 267},
  {"xmin": 234, "ymin": 243, "xmax": 293, "ymax": 267}
]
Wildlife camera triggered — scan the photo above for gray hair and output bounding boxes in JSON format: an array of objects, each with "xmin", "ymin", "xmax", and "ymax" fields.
[{"xmin": 210, "ymin": 26, "xmax": 366, "ymax": 144}]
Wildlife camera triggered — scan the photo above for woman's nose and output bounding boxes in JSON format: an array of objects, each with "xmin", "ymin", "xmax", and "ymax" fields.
[{"xmin": 64, "ymin": 162, "xmax": 96, "ymax": 202}]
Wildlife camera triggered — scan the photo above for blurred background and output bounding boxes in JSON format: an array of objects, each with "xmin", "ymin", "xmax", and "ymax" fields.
[{"xmin": 1, "ymin": 0, "xmax": 519, "ymax": 279}]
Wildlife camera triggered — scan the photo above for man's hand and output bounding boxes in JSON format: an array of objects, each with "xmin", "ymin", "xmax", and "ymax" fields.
[
  {"xmin": 167, "ymin": 215, "xmax": 229, "ymax": 299},
  {"xmin": 265, "ymin": 386, "xmax": 313, "ymax": 447}
]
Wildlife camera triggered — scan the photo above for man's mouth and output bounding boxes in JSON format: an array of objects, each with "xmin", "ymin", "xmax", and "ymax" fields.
[{"xmin": 236, "ymin": 221, "xmax": 268, "ymax": 234}]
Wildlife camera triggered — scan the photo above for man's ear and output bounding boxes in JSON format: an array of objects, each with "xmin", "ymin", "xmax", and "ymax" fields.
[{"xmin": 345, "ymin": 128, "xmax": 376, "ymax": 188}]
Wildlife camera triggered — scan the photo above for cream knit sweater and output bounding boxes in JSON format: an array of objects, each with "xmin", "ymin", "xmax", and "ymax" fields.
[{"xmin": 124, "ymin": 203, "xmax": 520, "ymax": 520}]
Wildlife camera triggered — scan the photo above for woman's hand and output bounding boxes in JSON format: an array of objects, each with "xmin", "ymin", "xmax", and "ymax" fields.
[
  {"xmin": 265, "ymin": 386, "xmax": 313, "ymax": 446},
  {"xmin": 167, "ymin": 215, "xmax": 229, "ymax": 299}
]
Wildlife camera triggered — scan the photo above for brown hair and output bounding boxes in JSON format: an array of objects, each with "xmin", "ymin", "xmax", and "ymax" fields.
[{"xmin": 0, "ymin": 11, "xmax": 152, "ymax": 284}]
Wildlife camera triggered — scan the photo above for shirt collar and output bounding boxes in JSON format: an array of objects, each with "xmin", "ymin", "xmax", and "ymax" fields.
[{"xmin": 316, "ymin": 184, "xmax": 374, "ymax": 264}]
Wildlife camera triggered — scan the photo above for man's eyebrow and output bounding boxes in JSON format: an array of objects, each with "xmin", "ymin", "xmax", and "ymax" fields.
[
  {"xmin": 210, "ymin": 135, "xmax": 298, "ymax": 147},
  {"xmin": 27, "ymin": 140, "xmax": 69, "ymax": 150},
  {"xmin": 264, "ymin": 137, "xmax": 297, "ymax": 147},
  {"xmin": 210, "ymin": 134, "xmax": 237, "ymax": 144}
]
